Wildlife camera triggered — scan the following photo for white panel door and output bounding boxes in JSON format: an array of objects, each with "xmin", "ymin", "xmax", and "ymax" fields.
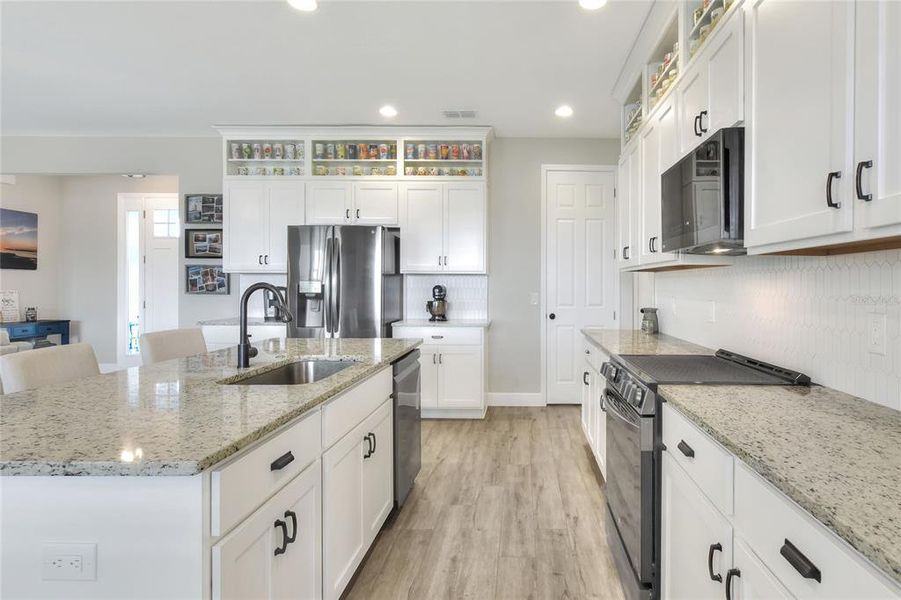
[
  {"xmin": 746, "ymin": 0, "xmax": 854, "ymax": 247},
  {"xmin": 361, "ymin": 402, "xmax": 393, "ymax": 547},
  {"xmin": 545, "ymin": 169, "xmax": 617, "ymax": 404},
  {"xmin": 224, "ymin": 181, "xmax": 267, "ymax": 272},
  {"xmin": 437, "ymin": 346, "xmax": 482, "ymax": 409},
  {"xmin": 661, "ymin": 452, "xmax": 734, "ymax": 600},
  {"xmin": 322, "ymin": 422, "xmax": 365, "ymax": 600},
  {"xmin": 678, "ymin": 63, "xmax": 709, "ymax": 155},
  {"xmin": 856, "ymin": 0, "xmax": 901, "ymax": 230},
  {"xmin": 729, "ymin": 537, "xmax": 793, "ymax": 600},
  {"xmin": 707, "ymin": 14, "xmax": 744, "ymax": 133},
  {"xmin": 400, "ymin": 183, "xmax": 445, "ymax": 273},
  {"xmin": 443, "ymin": 182, "xmax": 486, "ymax": 273},
  {"xmin": 306, "ymin": 181, "xmax": 352, "ymax": 225},
  {"xmin": 143, "ymin": 196, "xmax": 179, "ymax": 334},
  {"xmin": 353, "ymin": 182, "xmax": 399, "ymax": 225},
  {"xmin": 266, "ymin": 181, "xmax": 305, "ymax": 272},
  {"xmin": 213, "ymin": 460, "xmax": 322, "ymax": 600},
  {"xmin": 419, "ymin": 346, "xmax": 440, "ymax": 409}
]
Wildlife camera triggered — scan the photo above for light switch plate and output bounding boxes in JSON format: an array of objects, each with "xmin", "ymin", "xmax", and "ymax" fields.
[
  {"xmin": 868, "ymin": 312, "xmax": 886, "ymax": 355},
  {"xmin": 529, "ymin": 292, "xmax": 539, "ymax": 306},
  {"xmin": 41, "ymin": 543, "xmax": 96, "ymax": 581}
]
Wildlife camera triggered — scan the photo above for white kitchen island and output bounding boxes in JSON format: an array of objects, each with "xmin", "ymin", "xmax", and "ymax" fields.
[{"xmin": 0, "ymin": 337, "xmax": 420, "ymax": 600}]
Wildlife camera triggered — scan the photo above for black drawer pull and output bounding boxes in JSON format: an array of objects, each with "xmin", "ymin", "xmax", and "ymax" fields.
[
  {"xmin": 274, "ymin": 519, "xmax": 289, "ymax": 556},
  {"xmin": 856, "ymin": 160, "xmax": 873, "ymax": 201},
  {"xmin": 708, "ymin": 542, "xmax": 723, "ymax": 582},
  {"xmin": 780, "ymin": 539, "xmax": 821, "ymax": 582},
  {"xmin": 583, "ymin": 371, "xmax": 590, "ymax": 386},
  {"xmin": 363, "ymin": 434, "xmax": 373, "ymax": 459},
  {"xmin": 371, "ymin": 432, "xmax": 377, "ymax": 454},
  {"xmin": 677, "ymin": 440, "xmax": 695, "ymax": 458},
  {"xmin": 270, "ymin": 451, "xmax": 295, "ymax": 471},
  {"xmin": 284, "ymin": 510, "xmax": 298, "ymax": 544},
  {"xmin": 725, "ymin": 568, "xmax": 741, "ymax": 600}
]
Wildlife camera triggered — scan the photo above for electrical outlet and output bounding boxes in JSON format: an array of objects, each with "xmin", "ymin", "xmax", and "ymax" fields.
[
  {"xmin": 868, "ymin": 313, "xmax": 887, "ymax": 355},
  {"xmin": 529, "ymin": 292, "xmax": 539, "ymax": 306},
  {"xmin": 41, "ymin": 543, "xmax": 96, "ymax": 581}
]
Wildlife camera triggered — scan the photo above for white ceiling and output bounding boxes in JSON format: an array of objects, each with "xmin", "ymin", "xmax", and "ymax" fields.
[{"xmin": 0, "ymin": 0, "xmax": 651, "ymax": 138}]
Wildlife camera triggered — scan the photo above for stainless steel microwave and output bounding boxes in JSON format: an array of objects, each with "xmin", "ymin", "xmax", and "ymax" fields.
[{"xmin": 661, "ymin": 127, "xmax": 745, "ymax": 255}]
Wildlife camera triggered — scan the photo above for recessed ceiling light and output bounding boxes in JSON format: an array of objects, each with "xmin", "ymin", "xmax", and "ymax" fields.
[
  {"xmin": 579, "ymin": 0, "xmax": 608, "ymax": 9},
  {"xmin": 555, "ymin": 105, "xmax": 574, "ymax": 118},
  {"xmin": 287, "ymin": 0, "xmax": 318, "ymax": 12},
  {"xmin": 122, "ymin": 173, "xmax": 146, "ymax": 179},
  {"xmin": 379, "ymin": 105, "xmax": 398, "ymax": 118}
]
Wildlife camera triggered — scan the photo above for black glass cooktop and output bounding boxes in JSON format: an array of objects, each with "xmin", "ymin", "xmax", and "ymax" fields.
[{"xmin": 618, "ymin": 350, "xmax": 810, "ymax": 386}]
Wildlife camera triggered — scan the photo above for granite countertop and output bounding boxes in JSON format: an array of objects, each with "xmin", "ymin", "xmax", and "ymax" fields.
[
  {"xmin": 0, "ymin": 337, "xmax": 420, "ymax": 477},
  {"xmin": 197, "ymin": 317, "xmax": 286, "ymax": 327},
  {"xmin": 581, "ymin": 328, "xmax": 712, "ymax": 356},
  {"xmin": 393, "ymin": 319, "xmax": 491, "ymax": 328},
  {"xmin": 661, "ymin": 384, "xmax": 901, "ymax": 584}
]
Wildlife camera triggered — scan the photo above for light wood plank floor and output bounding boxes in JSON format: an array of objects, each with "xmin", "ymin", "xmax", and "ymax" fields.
[{"xmin": 345, "ymin": 406, "xmax": 626, "ymax": 600}]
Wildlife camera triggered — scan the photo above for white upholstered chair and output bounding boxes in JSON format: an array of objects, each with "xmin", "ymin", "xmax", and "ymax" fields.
[
  {"xmin": 140, "ymin": 327, "xmax": 207, "ymax": 365},
  {"xmin": 0, "ymin": 329, "xmax": 33, "ymax": 356},
  {"xmin": 0, "ymin": 342, "xmax": 100, "ymax": 394}
]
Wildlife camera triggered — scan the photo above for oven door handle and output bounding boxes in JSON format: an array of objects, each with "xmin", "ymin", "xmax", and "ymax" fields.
[{"xmin": 604, "ymin": 391, "xmax": 639, "ymax": 430}]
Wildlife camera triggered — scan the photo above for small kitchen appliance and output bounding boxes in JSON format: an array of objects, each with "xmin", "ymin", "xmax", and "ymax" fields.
[
  {"xmin": 640, "ymin": 308, "xmax": 659, "ymax": 334},
  {"xmin": 263, "ymin": 286, "xmax": 289, "ymax": 322},
  {"xmin": 426, "ymin": 285, "xmax": 448, "ymax": 322}
]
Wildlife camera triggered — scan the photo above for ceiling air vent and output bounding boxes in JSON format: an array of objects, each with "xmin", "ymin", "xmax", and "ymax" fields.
[{"xmin": 442, "ymin": 110, "xmax": 477, "ymax": 119}]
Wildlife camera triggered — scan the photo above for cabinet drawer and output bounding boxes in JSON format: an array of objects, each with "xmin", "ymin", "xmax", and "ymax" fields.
[
  {"xmin": 211, "ymin": 409, "xmax": 321, "ymax": 537},
  {"xmin": 322, "ymin": 368, "xmax": 392, "ymax": 449},
  {"xmin": 392, "ymin": 326, "xmax": 482, "ymax": 346},
  {"xmin": 734, "ymin": 462, "xmax": 899, "ymax": 599},
  {"xmin": 582, "ymin": 341, "xmax": 607, "ymax": 372},
  {"xmin": 7, "ymin": 325, "xmax": 34, "ymax": 338},
  {"xmin": 37, "ymin": 324, "xmax": 63, "ymax": 335},
  {"xmin": 662, "ymin": 403, "xmax": 734, "ymax": 515}
]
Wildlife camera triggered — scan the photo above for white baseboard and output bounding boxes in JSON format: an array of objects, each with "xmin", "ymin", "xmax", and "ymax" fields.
[
  {"xmin": 487, "ymin": 392, "xmax": 545, "ymax": 407},
  {"xmin": 422, "ymin": 407, "xmax": 487, "ymax": 420}
]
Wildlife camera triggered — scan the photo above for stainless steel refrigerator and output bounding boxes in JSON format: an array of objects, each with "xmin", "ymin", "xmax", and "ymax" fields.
[{"xmin": 286, "ymin": 225, "xmax": 403, "ymax": 338}]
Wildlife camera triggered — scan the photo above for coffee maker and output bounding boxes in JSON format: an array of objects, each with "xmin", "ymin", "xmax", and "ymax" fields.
[{"xmin": 426, "ymin": 285, "xmax": 448, "ymax": 322}]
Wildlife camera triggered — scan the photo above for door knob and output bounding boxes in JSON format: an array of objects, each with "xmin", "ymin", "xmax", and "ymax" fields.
[{"xmin": 549, "ymin": 313, "xmax": 556, "ymax": 320}]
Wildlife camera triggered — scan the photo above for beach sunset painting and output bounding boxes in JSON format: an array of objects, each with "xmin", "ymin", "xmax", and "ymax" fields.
[{"xmin": 0, "ymin": 208, "xmax": 38, "ymax": 270}]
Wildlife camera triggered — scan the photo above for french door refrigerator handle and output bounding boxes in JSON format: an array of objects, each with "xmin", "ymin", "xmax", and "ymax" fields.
[
  {"xmin": 331, "ymin": 234, "xmax": 341, "ymax": 336},
  {"xmin": 323, "ymin": 236, "xmax": 333, "ymax": 334}
]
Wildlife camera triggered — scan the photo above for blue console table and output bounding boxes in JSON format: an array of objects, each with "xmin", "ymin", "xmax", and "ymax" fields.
[{"xmin": 1, "ymin": 320, "xmax": 71, "ymax": 345}]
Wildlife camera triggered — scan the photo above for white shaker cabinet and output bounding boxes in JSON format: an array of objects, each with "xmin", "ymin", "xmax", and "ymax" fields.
[
  {"xmin": 212, "ymin": 460, "xmax": 322, "ymax": 600},
  {"xmin": 617, "ymin": 142, "xmax": 641, "ymax": 268},
  {"xmin": 640, "ymin": 95, "xmax": 678, "ymax": 265},
  {"xmin": 224, "ymin": 179, "xmax": 305, "ymax": 273},
  {"xmin": 361, "ymin": 402, "xmax": 394, "ymax": 548},
  {"xmin": 353, "ymin": 182, "xmax": 399, "ymax": 225},
  {"xmin": 728, "ymin": 537, "xmax": 794, "ymax": 600},
  {"xmin": 437, "ymin": 346, "xmax": 483, "ymax": 409},
  {"xmin": 745, "ymin": 0, "xmax": 855, "ymax": 248},
  {"xmin": 400, "ymin": 182, "xmax": 486, "ymax": 274},
  {"xmin": 305, "ymin": 181, "xmax": 353, "ymax": 225},
  {"xmin": 306, "ymin": 181, "xmax": 399, "ymax": 226},
  {"xmin": 854, "ymin": 0, "xmax": 901, "ymax": 230}
]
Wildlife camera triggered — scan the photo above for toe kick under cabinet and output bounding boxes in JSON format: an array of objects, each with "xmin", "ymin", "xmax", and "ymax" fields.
[{"xmin": 393, "ymin": 325, "xmax": 486, "ymax": 419}]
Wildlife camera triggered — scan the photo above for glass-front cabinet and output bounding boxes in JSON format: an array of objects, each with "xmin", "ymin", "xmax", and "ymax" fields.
[
  {"xmin": 310, "ymin": 139, "xmax": 398, "ymax": 177},
  {"xmin": 225, "ymin": 138, "xmax": 305, "ymax": 177}
]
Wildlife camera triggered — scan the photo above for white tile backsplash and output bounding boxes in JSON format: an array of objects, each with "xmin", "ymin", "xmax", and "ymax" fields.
[
  {"xmin": 404, "ymin": 275, "xmax": 488, "ymax": 320},
  {"xmin": 653, "ymin": 250, "xmax": 901, "ymax": 410}
]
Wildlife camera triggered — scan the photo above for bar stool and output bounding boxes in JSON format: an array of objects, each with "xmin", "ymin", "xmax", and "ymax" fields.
[
  {"xmin": 0, "ymin": 343, "xmax": 100, "ymax": 394},
  {"xmin": 140, "ymin": 328, "xmax": 207, "ymax": 365}
]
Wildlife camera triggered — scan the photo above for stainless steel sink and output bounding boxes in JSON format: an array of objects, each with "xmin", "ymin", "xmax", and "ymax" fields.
[{"xmin": 230, "ymin": 360, "xmax": 356, "ymax": 385}]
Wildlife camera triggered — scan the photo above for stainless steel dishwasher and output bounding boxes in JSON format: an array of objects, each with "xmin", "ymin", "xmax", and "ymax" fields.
[{"xmin": 393, "ymin": 350, "xmax": 421, "ymax": 508}]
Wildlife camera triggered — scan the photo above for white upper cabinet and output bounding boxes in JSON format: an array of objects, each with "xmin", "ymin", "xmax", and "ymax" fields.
[
  {"xmin": 618, "ymin": 142, "xmax": 641, "ymax": 268},
  {"xmin": 224, "ymin": 180, "xmax": 305, "ymax": 273},
  {"xmin": 855, "ymin": 0, "xmax": 901, "ymax": 231},
  {"xmin": 640, "ymin": 95, "xmax": 679, "ymax": 265},
  {"xmin": 306, "ymin": 181, "xmax": 399, "ymax": 226},
  {"xmin": 353, "ymin": 182, "xmax": 399, "ymax": 225},
  {"xmin": 678, "ymin": 62, "xmax": 710, "ymax": 155},
  {"xmin": 400, "ymin": 182, "xmax": 486, "ymax": 273},
  {"xmin": 745, "ymin": 0, "xmax": 855, "ymax": 248},
  {"xmin": 306, "ymin": 181, "xmax": 352, "ymax": 225}
]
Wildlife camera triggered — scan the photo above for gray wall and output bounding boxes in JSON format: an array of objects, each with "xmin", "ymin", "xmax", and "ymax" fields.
[{"xmin": 486, "ymin": 137, "xmax": 620, "ymax": 393}]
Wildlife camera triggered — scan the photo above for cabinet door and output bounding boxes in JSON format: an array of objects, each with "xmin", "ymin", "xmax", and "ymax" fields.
[
  {"xmin": 212, "ymin": 460, "xmax": 322, "ymax": 600},
  {"xmin": 618, "ymin": 143, "xmax": 641, "ymax": 267},
  {"xmin": 658, "ymin": 94, "xmax": 681, "ymax": 173},
  {"xmin": 266, "ymin": 181, "xmax": 305, "ymax": 272},
  {"xmin": 224, "ymin": 181, "xmax": 267, "ymax": 272},
  {"xmin": 306, "ymin": 181, "xmax": 352, "ymax": 225},
  {"xmin": 323, "ymin": 422, "xmax": 366, "ymax": 600},
  {"xmin": 400, "ymin": 183, "xmax": 445, "ymax": 272},
  {"xmin": 729, "ymin": 537, "xmax": 793, "ymax": 600},
  {"xmin": 639, "ymin": 102, "xmax": 677, "ymax": 266},
  {"xmin": 419, "ymin": 346, "xmax": 440, "ymax": 409},
  {"xmin": 678, "ymin": 63, "xmax": 709, "ymax": 155},
  {"xmin": 661, "ymin": 452, "xmax": 733, "ymax": 600},
  {"xmin": 856, "ymin": 0, "xmax": 901, "ymax": 230},
  {"xmin": 361, "ymin": 401, "xmax": 394, "ymax": 547},
  {"xmin": 745, "ymin": 0, "xmax": 854, "ymax": 248},
  {"xmin": 353, "ymin": 182, "xmax": 399, "ymax": 225},
  {"xmin": 707, "ymin": 13, "xmax": 744, "ymax": 133},
  {"xmin": 444, "ymin": 182, "xmax": 486, "ymax": 273},
  {"xmin": 581, "ymin": 363, "xmax": 592, "ymax": 442},
  {"xmin": 592, "ymin": 372, "xmax": 607, "ymax": 479},
  {"xmin": 437, "ymin": 346, "xmax": 482, "ymax": 409}
]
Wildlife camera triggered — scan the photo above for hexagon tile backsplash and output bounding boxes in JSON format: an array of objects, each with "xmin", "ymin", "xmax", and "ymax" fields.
[{"xmin": 654, "ymin": 249, "xmax": 901, "ymax": 410}]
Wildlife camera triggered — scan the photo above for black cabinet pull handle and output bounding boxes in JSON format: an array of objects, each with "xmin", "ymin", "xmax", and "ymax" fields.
[
  {"xmin": 284, "ymin": 510, "xmax": 298, "ymax": 544},
  {"xmin": 258, "ymin": 255, "xmax": 263, "ymax": 265},
  {"xmin": 694, "ymin": 114, "xmax": 702, "ymax": 137},
  {"xmin": 583, "ymin": 371, "xmax": 590, "ymax": 386},
  {"xmin": 346, "ymin": 208, "xmax": 351, "ymax": 220},
  {"xmin": 856, "ymin": 160, "xmax": 873, "ymax": 201},
  {"xmin": 708, "ymin": 543, "xmax": 723, "ymax": 582},
  {"xmin": 624, "ymin": 246, "xmax": 630, "ymax": 260},
  {"xmin": 699, "ymin": 110, "xmax": 709, "ymax": 133},
  {"xmin": 274, "ymin": 519, "xmax": 289, "ymax": 556},
  {"xmin": 371, "ymin": 432, "xmax": 377, "ymax": 454},
  {"xmin": 780, "ymin": 539, "xmax": 821, "ymax": 582},
  {"xmin": 356, "ymin": 208, "xmax": 360, "ymax": 219},
  {"xmin": 363, "ymin": 434, "xmax": 373, "ymax": 459},
  {"xmin": 270, "ymin": 450, "xmax": 295, "ymax": 471},
  {"xmin": 677, "ymin": 440, "xmax": 695, "ymax": 458},
  {"xmin": 264, "ymin": 254, "xmax": 269, "ymax": 264},
  {"xmin": 826, "ymin": 171, "xmax": 842, "ymax": 208},
  {"xmin": 725, "ymin": 568, "xmax": 741, "ymax": 600}
]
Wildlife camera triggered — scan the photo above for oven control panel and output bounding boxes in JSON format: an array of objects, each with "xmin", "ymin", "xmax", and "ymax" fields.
[{"xmin": 601, "ymin": 360, "xmax": 655, "ymax": 415}]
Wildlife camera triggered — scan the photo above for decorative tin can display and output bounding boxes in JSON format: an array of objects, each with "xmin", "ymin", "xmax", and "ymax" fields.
[
  {"xmin": 272, "ymin": 167, "xmax": 285, "ymax": 176},
  {"xmin": 370, "ymin": 167, "xmax": 383, "ymax": 176},
  {"xmin": 451, "ymin": 144, "xmax": 460, "ymax": 159},
  {"xmin": 417, "ymin": 144, "xmax": 427, "ymax": 159},
  {"xmin": 326, "ymin": 143, "xmax": 336, "ymax": 159},
  {"xmin": 378, "ymin": 144, "xmax": 388, "ymax": 159},
  {"xmin": 439, "ymin": 144, "xmax": 449, "ymax": 160},
  {"xmin": 352, "ymin": 165, "xmax": 363, "ymax": 176},
  {"xmin": 285, "ymin": 143, "xmax": 296, "ymax": 160},
  {"xmin": 336, "ymin": 166, "xmax": 347, "ymax": 176},
  {"xmin": 263, "ymin": 143, "xmax": 272, "ymax": 159},
  {"xmin": 237, "ymin": 166, "xmax": 249, "ymax": 176},
  {"xmin": 386, "ymin": 165, "xmax": 397, "ymax": 176},
  {"xmin": 462, "ymin": 144, "xmax": 471, "ymax": 160},
  {"xmin": 253, "ymin": 143, "xmax": 262, "ymax": 159},
  {"xmin": 347, "ymin": 144, "xmax": 358, "ymax": 160},
  {"xmin": 359, "ymin": 144, "xmax": 369, "ymax": 159},
  {"xmin": 428, "ymin": 144, "xmax": 438, "ymax": 159},
  {"xmin": 368, "ymin": 144, "xmax": 379, "ymax": 159},
  {"xmin": 336, "ymin": 143, "xmax": 346, "ymax": 160},
  {"xmin": 405, "ymin": 167, "xmax": 415, "ymax": 175},
  {"xmin": 389, "ymin": 143, "xmax": 397, "ymax": 159},
  {"xmin": 315, "ymin": 165, "xmax": 328, "ymax": 176},
  {"xmin": 273, "ymin": 143, "xmax": 284, "ymax": 159},
  {"xmin": 314, "ymin": 143, "xmax": 325, "ymax": 159},
  {"xmin": 472, "ymin": 143, "xmax": 482, "ymax": 159},
  {"xmin": 242, "ymin": 143, "xmax": 252, "ymax": 159},
  {"xmin": 405, "ymin": 144, "xmax": 415, "ymax": 159},
  {"xmin": 289, "ymin": 167, "xmax": 302, "ymax": 176},
  {"xmin": 417, "ymin": 166, "xmax": 428, "ymax": 176},
  {"xmin": 428, "ymin": 167, "xmax": 439, "ymax": 176},
  {"xmin": 230, "ymin": 143, "xmax": 241, "ymax": 159}
]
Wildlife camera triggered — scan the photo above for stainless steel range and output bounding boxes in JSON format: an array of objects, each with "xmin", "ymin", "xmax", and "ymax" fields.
[{"xmin": 601, "ymin": 350, "xmax": 810, "ymax": 600}]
